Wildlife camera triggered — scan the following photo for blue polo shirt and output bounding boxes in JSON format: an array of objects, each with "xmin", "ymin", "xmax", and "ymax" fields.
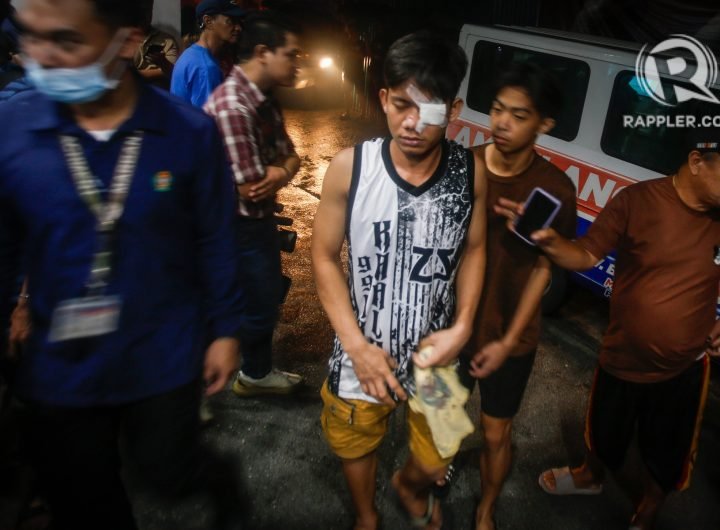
[
  {"xmin": 0, "ymin": 82, "xmax": 245, "ymax": 406},
  {"xmin": 170, "ymin": 44, "xmax": 224, "ymax": 108}
]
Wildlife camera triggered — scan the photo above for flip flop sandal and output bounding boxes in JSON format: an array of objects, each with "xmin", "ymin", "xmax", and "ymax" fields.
[
  {"xmin": 538, "ymin": 466, "xmax": 603, "ymax": 495},
  {"xmin": 410, "ymin": 492, "xmax": 437, "ymax": 528}
]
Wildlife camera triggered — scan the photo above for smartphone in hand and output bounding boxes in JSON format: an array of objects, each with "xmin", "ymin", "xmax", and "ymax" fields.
[{"xmin": 512, "ymin": 187, "xmax": 562, "ymax": 246}]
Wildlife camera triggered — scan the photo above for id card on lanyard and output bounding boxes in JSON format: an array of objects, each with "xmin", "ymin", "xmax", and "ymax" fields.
[{"xmin": 48, "ymin": 132, "xmax": 144, "ymax": 343}]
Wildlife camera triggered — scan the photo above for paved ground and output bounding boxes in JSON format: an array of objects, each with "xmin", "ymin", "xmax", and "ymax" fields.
[
  {"xmin": 128, "ymin": 290, "xmax": 720, "ymax": 530},
  {"xmin": 2, "ymin": 109, "xmax": 719, "ymax": 530}
]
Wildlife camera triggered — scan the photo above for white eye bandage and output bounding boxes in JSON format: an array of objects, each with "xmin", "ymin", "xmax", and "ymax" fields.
[{"xmin": 406, "ymin": 83, "xmax": 448, "ymax": 133}]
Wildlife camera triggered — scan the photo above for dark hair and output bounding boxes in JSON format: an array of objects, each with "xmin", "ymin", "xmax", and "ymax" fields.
[
  {"xmin": 0, "ymin": 33, "xmax": 11, "ymax": 65},
  {"xmin": 91, "ymin": 0, "xmax": 144, "ymax": 29},
  {"xmin": 492, "ymin": 62, "xmax": 563, "ymax": 119},
  {"xmin": 383, "ymin": 31, "xmax": 468, "ymax": 103},
  {"xmin": 236, "ymin": 12, "xmax": 301, "ymax": 63},
  {"xmin": 1, "ymin": 13, "xmax": 19, "ymax": 55}
]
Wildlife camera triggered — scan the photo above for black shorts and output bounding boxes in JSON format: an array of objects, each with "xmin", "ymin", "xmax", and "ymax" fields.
[
  {"xmin": 585, "ymin": 357, "xmax": 711, "ymax": 493},
  {"xmin": 459, "ymin": 350, "xmax": 537, "ymax": 419}
]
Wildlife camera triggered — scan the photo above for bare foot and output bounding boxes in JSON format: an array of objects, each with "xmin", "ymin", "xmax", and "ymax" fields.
[
  {"xmin": 353, "ymin": 513, "xmax": 378, "ymax": 530},
  {"xmin": 391, "ymin": 471, "xmax": 442, "ymax": 530},
  {"xmin": 475, "ymin": 505, "xmax": 495, "ymax": 530},
  {"xmin": 630, "ymin": 494, "xmax": 663, "ymax": 530}
]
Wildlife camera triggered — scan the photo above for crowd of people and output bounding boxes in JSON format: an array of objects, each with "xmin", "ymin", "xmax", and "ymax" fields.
[{"xmin": 0, "ymin": 1, "xmax": 719, "ymax": 530}]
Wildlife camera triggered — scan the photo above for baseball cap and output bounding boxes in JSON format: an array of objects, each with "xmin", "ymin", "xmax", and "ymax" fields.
[
  {"xmin": 686, "ymin": 126, "xmax": 720, "ymax": 154},
  {"xmin": 196, "ymin": 0, "xmax": 246, "ymax": 21}
]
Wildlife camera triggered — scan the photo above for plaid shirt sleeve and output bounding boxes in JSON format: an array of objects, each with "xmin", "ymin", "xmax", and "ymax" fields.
[
  {"xmin": 270, "ymin": 100, "xmax": 295, "ymax": 162},
  {"xmin": 213, "ymin": 106, "xmax": 266, "ymax": 186},
  {"xmin": 279, "ymin": 122, "xmax": 296, "ymax": 159}
]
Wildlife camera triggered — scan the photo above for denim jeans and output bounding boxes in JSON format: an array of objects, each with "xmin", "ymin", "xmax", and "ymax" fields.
[{"xmin": 235, "ymin": 216, "xmax": 281, "ymax": 379}]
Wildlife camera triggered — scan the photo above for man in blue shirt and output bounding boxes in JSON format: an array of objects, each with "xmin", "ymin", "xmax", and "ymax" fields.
[
  {"xmin": 170, "ymin": 0, "xmax": 244, "ymax": 107},
  {"xmin": 1, "ymin": 1, "xmax": 244, "ymax": 527}
]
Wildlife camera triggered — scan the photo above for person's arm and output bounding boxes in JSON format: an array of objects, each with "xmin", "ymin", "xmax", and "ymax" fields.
[
  {"xmin": 193, "ymin": 122, "xmax": 245, "ymax": 395},
  {"xmin": 138, "ymin": 67, "xmax": 168, "ymax": 81},
  {"xmin": 208, "ymin": 106, "xmax": 266, "ymax": 200},
  {"xmin": 494, "ymin": 197, "xmax": 600, "ymax": 271},
  {"xmin": 311, "ymin": 148, "xmax": 406, "ymax": 405},
  {"xmin": 277, "ymin": 151, "xmax": 301, "ymax": 179},
  {"xmin": 704, "ymin": 317, "xmax": 720, "ymax": 358},
  {"xmin": 472, "ymin": 183, "xmax": 578, "ymax": 377},
  {"xmin": 414, "ymin": 149, "xmax": 488, "ymax": 368},
  {"xmin": 246, "ymin": 151, "xmax": 301, "ymax": 202},
  {"xmin": 243, "ymin": 115, "xmax": 301, "ymax": 202},
  {"xmin": 0, "ymin": 199, "xmax": 23, "ymax": 359},
  {"xmin": 470, "ymin": 256, "xmax": 551, "ymax": 377},
  {"xmin": 8, "ymin": 278, "xmax": 30, "ymax": 359},
  {"xmin": 190, "ymin": 73, "xmax": 212, "ymax": 108}
]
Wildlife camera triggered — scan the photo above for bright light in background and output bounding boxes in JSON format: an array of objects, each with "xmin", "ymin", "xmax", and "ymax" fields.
[{"xmin": 319, "ymin": 57, "xmax": 334, "ymax": 69}]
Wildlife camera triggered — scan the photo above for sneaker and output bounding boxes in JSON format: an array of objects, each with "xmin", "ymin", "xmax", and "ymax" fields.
[
  {"xmin": 199, "ymin": 398, "xmax": 214, "ymax": 425},
  {"xmin": 232, "ymin": 368, "xmax": 303, "ymax": 396}
]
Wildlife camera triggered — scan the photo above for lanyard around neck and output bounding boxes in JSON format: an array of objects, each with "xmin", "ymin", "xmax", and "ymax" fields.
[{"xmin": 59, "ymin": 132, "xmax": 144, "ymax": 292}]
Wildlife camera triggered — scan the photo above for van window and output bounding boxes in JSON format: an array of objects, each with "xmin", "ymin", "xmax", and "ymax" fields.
[
  {"xmin": 601, "ymin": 71, "xmax": 720, "ymax": 175},
  {"xmin": 465, "ymin": 40, "xmax": 590, "ymax": 141}
]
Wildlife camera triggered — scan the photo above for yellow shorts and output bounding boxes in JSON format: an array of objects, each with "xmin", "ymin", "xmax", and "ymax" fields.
[{"xmin": 320, "ymin": 380, "xmax": 452, "ymax": 469}]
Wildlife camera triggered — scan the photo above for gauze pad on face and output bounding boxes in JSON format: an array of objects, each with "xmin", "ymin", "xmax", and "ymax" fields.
[{"xmin": 405, "ymin": 83, "xmax": 448, "ymax": 133}]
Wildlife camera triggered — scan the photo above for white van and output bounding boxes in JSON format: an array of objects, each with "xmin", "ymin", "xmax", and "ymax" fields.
[{"xmin": 449, "ymin": 24, "xmax": 720, "ymax": 308}]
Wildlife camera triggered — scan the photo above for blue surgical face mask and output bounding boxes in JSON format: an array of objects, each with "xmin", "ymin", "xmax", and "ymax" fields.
[{"xmin": 24, "ymin": 29, "xmax": 130, "ymax": 104}]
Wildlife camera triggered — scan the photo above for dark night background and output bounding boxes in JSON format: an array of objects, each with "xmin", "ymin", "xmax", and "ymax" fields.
[
  {"xmin": 258, "ymin": 0, "xmax": 720, "ymax": 51},
  {"xmin": 230, "ymin": 0, "xmax": 719, "ymax": 116}
]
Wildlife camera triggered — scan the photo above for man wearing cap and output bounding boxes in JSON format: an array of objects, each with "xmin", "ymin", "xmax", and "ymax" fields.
[
  {"xmin": 170, "ymin": 0, "xmax": 244, "ymax": 107},
  {"xmin": 496, "ymin": 131, "xmax": 720, "ymax": 529}
]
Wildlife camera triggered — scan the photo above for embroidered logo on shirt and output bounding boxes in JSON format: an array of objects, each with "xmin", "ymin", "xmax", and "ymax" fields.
[
  {"xmin": 153, "ymin": 171, "xmax": 173, "ymax": 192},
  {"xmin": 714, "ymin": 245, "xmax": 720, "ymax": 265}
]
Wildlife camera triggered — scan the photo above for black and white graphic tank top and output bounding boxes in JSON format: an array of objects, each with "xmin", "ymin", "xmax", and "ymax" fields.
[{"xmin": 328, "ymin": 138, "xmax": 474, "ymax": 401}]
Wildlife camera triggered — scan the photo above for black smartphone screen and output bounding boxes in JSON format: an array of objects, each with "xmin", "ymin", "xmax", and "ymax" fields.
[{"xmin": 514, "ymin": 190, "xmax": 559, "ymax": 241}]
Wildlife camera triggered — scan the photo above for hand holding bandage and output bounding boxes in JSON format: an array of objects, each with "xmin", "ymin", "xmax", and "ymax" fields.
[{"xmin": 408, "ymin": 346, "xmax": 474, "ymax": 459}]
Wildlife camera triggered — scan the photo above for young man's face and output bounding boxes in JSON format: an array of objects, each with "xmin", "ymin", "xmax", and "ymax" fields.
[
  {"xmin": 379, "ymin": 80, "xmax": 460, "ymax": 158},
  {"xmin": 489, "ymin": 86, "xmax": 554, "ymax": 155},
  {"xmin": 18, "ymin": 0, "xmax": 138, "ymax": 70},
  {"xmin": 265, "ymin": 32, "xmax": 300, "ymax": 88},
  {"xmin": 206, "ymin": 14, "xmax": 242, "ymax": 44}
]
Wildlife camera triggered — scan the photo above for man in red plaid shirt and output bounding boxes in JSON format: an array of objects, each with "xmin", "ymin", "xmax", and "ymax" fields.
[{"xmin": 205, "ymin": 12, "xmax": 302, "ymax": 395}]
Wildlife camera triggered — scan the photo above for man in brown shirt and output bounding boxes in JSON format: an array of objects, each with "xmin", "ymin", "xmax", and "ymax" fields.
[
  {"xmin": 501, "ymin": 130, "xmax": 720, "ymax": 529},
  {"xmin": 464, "ymin": 63, "xmax": 576, "ymax": 530}
]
